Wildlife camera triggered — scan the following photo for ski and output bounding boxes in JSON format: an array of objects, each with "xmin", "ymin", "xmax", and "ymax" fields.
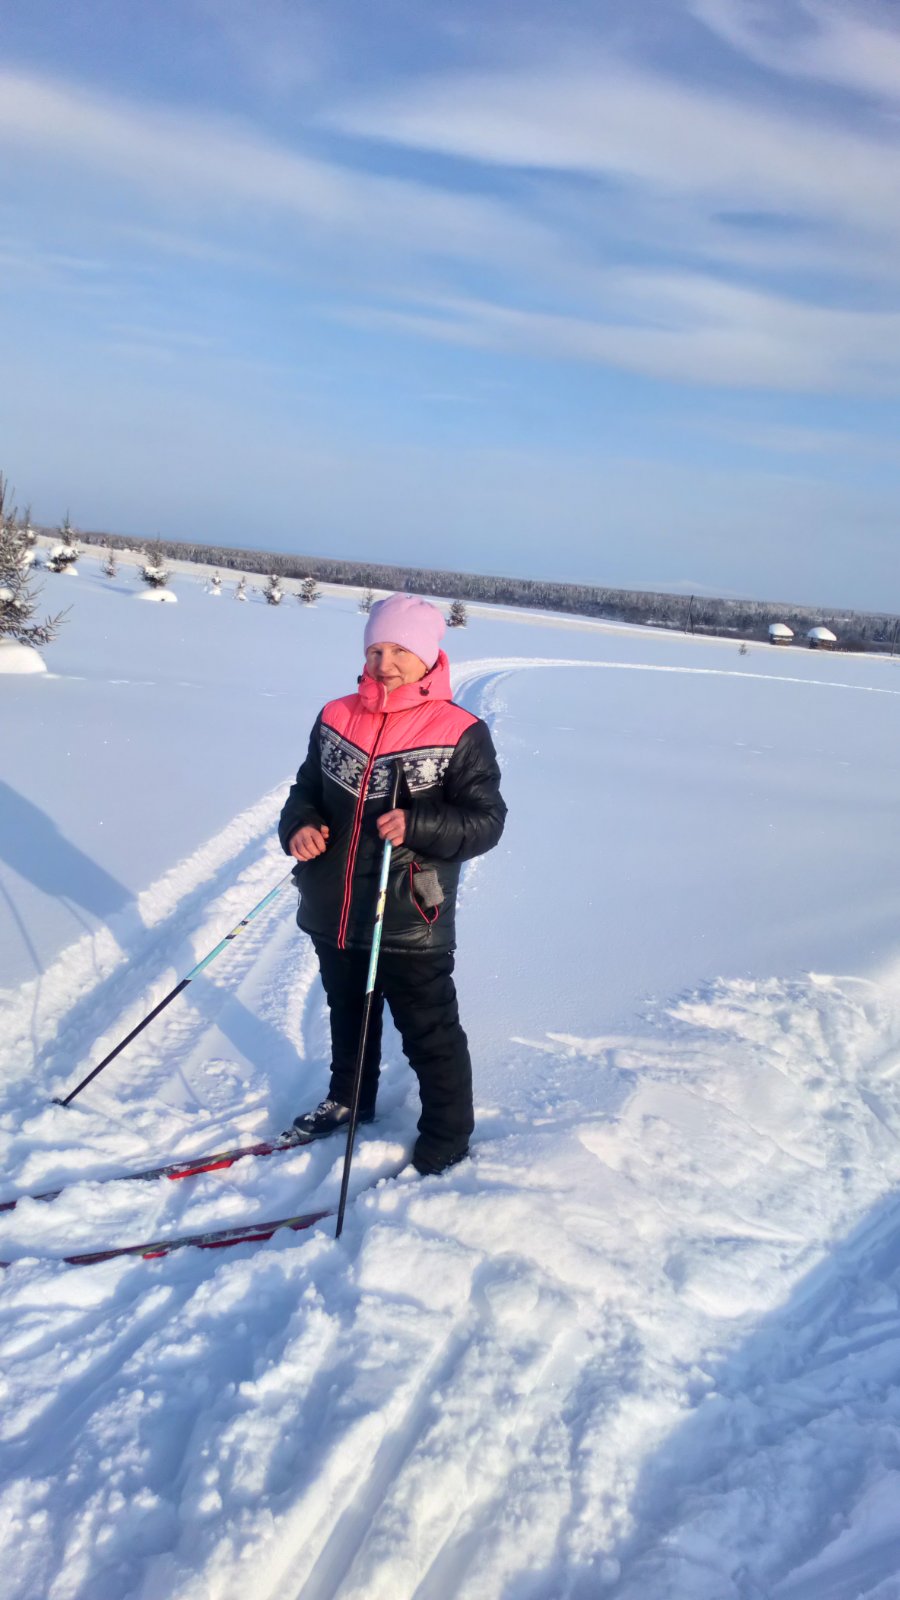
[
  {"xmin": 0, "ymin": 1163, "xmax": 411, "ymax": 1269},
  {"xmin": 0, "ymin": 1132, "xmax": 315, "ymax": 1213},
  {"xmin": 51, "ymin": 1203, "xmax": 334, "ymax": 1267}
]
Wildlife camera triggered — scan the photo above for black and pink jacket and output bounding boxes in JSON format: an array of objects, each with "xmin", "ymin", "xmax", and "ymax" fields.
[{"xmin": 278, "ymin": 651, "xmax": 507, "ymax": 953}]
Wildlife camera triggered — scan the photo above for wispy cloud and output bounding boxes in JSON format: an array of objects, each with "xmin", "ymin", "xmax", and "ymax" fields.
[
  {"xmin": 690, "ymin": 0, "xmax": 900, "ymax": 102},
  {"xmin": 104, "ymin": 339, "xmax": 180, "ymax": 366},
  {"xmin": 4, "ymin": 35, "xmax": 900, "ymax": 407},
  {"xmin": 3, "ymin": 3, "xmax": 900, "ymax": 613},
  {"xmin": 112, "ymin": 223, "xmax": 281, "ymax": 274},
  {"xmin": 693, "ymin": 416, "xmax": 900, "ymax": 461},
  {"xmin": 0, "ymin": 66, "xmax": 561, "ymax": 283},
  {"xmin": 192, "ymin": 0, "xmax": 330, "ymax": 95},
  {"xmin": 323, "ymin": 48, "xmax": 900, "ymax": 254},
  {"xmin": 106, "ymin": 321, "xmax": 217, "ymax": 349},
  {"xmin": 339, "ymin": 272, "xmax": 900, "ymax": 394},
  {"xmin": 0, "ymin": 235, "xmax": 118, "ymax": 293},
  {"xmin": 309, "ymin": 21, "xmax": 900, "ymax": 393}
]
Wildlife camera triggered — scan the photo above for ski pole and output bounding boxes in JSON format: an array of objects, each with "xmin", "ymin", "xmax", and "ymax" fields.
[
  {"xmin": 53, "ymin": 869, "xmax": 295, "ymax": 1107},
  {"xmin": 336, "ymin": 760, "xmax": 402, "ymax": 1239}
]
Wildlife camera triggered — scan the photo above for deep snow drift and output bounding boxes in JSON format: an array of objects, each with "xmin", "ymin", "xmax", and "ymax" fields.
[{"xmin": 3, "ymin": 557, "xmax": 900, "ymax": 1599}]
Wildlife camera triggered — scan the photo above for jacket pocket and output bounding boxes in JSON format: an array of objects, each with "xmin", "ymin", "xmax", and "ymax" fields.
[{"xmin": 408, "ymin": 861, "xmax": 443, "ymax": 924}]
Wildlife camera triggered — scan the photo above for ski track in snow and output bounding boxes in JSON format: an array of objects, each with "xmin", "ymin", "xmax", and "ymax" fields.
[
  {"xmin": 4, "ymin": 651, "xmax": 900, "ymax": 1598},
  {"xmin": 450, "ymin": 653, "xmax": 900, "ymax": 700},
  {"xmin": 0, "ymin": 791, "xmax": 311, "ymax": 1191}
]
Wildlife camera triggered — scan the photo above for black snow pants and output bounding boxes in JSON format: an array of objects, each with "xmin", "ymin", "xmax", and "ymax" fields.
[{"xmin": 311, "ymin": 936, "xmax": 474, "ymax": 1165}]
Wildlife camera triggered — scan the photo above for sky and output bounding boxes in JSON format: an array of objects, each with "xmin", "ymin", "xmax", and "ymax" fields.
[{"xmin": 1, "ymin": 0, "xmax": 899, "ymax": 610}]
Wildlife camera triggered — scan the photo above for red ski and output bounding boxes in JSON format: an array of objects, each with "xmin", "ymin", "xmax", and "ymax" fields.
[
  {"xmin": 53, "ymin": 1202, "xmax": 334, "ymax": 1266},
  {"xmin": 0, "ymin": 1161, "xmax": 412, "ymax": 1269},
  {"xmin": 0, "ymin": 1133, "xmax": 313, "ymax": 1213}
]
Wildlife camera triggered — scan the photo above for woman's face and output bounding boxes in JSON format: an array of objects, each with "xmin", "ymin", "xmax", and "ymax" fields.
[{"xmin": 365, "ymin": 641, "xmax": 429, "ymax": 694}]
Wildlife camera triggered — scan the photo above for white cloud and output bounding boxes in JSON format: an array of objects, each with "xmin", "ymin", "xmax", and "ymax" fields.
[
  {"xmin": 192, "ymin": 0, "xmax": 330, "ymax": 95},
  {"xmin": 690, "ymin": 0, "xmax": 900, "ymax": 103},
  {"xmin": 693, "ymin": 416, "xmax": 900, "ymax": 460},
  {"xmin": 324, "ymin": 50, "xmax": 900, "ymax": 252},
  {"xmin": 0, "ymin": 236, "xmax": 119, "ymax": 298},
  {"xmin": 340, "ymin": 274, "xmax": 900, "ymax": 393},
  {"xmin": 112, "ymin": 223, "xmax": 281, "ymax": 274},
  {"xmin": 314, "ymin": 33, "xmax": 900, "ymax": 391},
  {"xmin": 0, "ymin": 67, "xmax": 560, "ymax": 279},
  {"xmin": 3, "ymin": 44, "xmax": 900, "ymax": 400}
]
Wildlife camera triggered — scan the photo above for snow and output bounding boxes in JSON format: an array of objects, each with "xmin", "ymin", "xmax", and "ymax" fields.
[
  {"xmin": 0, "ymin": 640, "xmax": 47, "ymax": 674},
  {"xmin": 136, "ymin": 588, "xmax": 178, "ymax": 603},
  {"xmin": 3, "ymin": 561, "xmax": 900, "ymax": 1598}
]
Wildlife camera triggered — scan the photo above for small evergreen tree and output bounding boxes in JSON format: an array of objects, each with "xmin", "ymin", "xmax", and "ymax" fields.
[
  {"xmin": 234, "ymin": 575, "xmax": 248, "ymax": 602},
  {"xmin": 447, "ymin": 599, "xmax": 467, "ymax": 628},
  {"xmin": 19, "ymin": 508, "xmax": 37, "ymax": 558},
  {"xmin": 263, "ymin": 573, "xmax": 283, "ymax": 606},
  {"xmin": 46, "ymin": 513, "xmax": 79, "ymax": 573},
  {"xmin": 140, "ymin": 540, "xmax": 170, "ymax": 588},
  {"xmin": 209, "ymin": 570, "xmax": 222, "ymax": 595},
  {"xmin": 101, "ymin": 548, "xmax": 118, "ymax": 578},
  {"xmin": 0, "ymin": 473, "xmax": 65, "ymax": 649},
  {"xmin": 359, "ymin": 588, "xmax": 375, "ymax": 613},
  {"xmin": 298, "ymin": 575, "xmax": 321, "ymax": 605}
]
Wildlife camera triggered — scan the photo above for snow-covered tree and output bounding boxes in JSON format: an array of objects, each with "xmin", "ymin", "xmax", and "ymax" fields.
[
  {"xmin": 209, "ymin": 570, "xmax": 222, "ymax": 595},
  {"xmin": 140, "ymin": 540, "xmax": 170, "ymax": 589},
  {"xmin": 19, "ymin": 508, "xmax": 37, "ymax": 563},
  {"xmin": 359, "ymin": 588, "xmax": 375, "ymax": 613},
  {"xmin": 447, "ymin": 599, "xmax": 467, "ymax": 628},
  {"xmin": 101, "ymin": 548, "xmax": 118, "ymax": 578},
  {"xmin": 297, "ymin": 575, "xmax": 321, "ymax": 605},
  {"xmin": 46, "ymin": 513, "xmax": 79, "ymax": 573},
  {"xmin": 263, "ymin": 573, "xmax": 283, "ymax": 606},
  {"xmin": 234, "ymin": 576, "xmax": 248, "ymax": 602},
  {"xmin": 0, "ymin": 473, "xmax": 65, "ymax": 649}
]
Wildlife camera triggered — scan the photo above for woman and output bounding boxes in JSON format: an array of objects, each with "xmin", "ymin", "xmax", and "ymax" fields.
[{"xmin": 278, "ymin": 593, "xmax": 507, "ymax": 1175}]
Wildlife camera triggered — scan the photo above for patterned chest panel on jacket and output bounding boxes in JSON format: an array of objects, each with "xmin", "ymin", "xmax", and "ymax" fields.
[
  {"xmin": 320, "ymin": 723, "xmax": 452, "ymax": 800},
  {"xmin": 319, "ymin": 725, "xmax": 368, "ymax": 797}
]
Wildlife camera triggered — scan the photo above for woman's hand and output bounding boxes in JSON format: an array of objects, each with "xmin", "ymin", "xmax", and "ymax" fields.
[
  {"xmin": 376, "ymin": 809, "xmax": 407, "ymax": 848},
  {"xmin": 289, "ymin": 824, "xmax": 330, "ymax": 861}
]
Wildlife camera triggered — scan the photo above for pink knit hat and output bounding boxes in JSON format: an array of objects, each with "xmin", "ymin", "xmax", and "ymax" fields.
[{"xmin": 364, "ymin": 593, "xmax": 446, "ymax": 669}]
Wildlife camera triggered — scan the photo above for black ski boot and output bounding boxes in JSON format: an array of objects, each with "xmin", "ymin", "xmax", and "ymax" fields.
[
  {"xmin": 412, "ymin": 1139, "xmax": 470, "ymax": 1177},
  {"xmin": 283, "ymin": 1097, "xmax": 375, "ymax": 1145}
]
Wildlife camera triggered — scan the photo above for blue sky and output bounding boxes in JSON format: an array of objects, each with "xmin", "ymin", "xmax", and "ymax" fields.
[{"xmin": 1, "ymin": 0, "xmax": 899, "ymax": 609}]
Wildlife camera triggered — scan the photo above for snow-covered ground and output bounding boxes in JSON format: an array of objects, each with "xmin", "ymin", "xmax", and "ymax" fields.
[{"xmin": 3, "ymin": 555, "xmax": 900, "ymax": 1599}]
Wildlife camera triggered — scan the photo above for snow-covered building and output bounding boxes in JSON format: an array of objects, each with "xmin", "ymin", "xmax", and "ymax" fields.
[
  {"xmin": 768, "ymin": 623, "xmax": 794, "ymax": 646},
  {"xmin": 808, "ymin": 626, "xmax": 837, "ymax": 650}
]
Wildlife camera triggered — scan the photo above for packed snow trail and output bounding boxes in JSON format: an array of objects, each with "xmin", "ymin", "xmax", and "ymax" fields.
[
  {"xmin": 4, "ymin": 972, "xmax": 900, "ymax": 1599},
  {"xmin": 4, "ymin": 575, "xmax": 900, "ymax": 1598}
]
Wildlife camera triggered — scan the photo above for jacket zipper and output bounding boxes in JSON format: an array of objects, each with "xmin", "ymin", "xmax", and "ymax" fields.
[{"xmin": 337, "ymin": 712, "xmax": 388, "ymax": 949}]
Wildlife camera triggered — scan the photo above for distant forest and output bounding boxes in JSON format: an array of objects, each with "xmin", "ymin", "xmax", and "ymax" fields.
[{"xmin": 72, "ymin": 528, "xmax": 900, "ymax": 654}]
